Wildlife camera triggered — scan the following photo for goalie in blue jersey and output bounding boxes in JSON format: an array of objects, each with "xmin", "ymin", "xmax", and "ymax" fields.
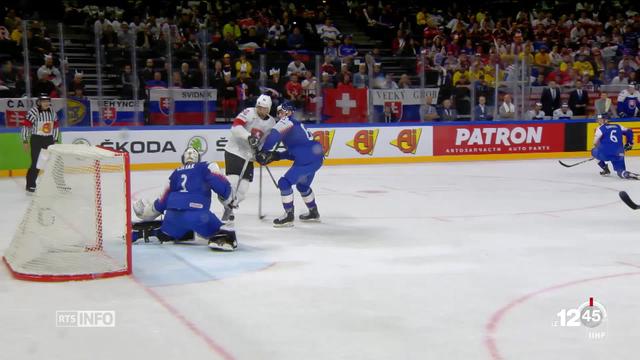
[
  {"xmin": 132, "ymin": 147, "xmax": 238, "ymax": 251},
  {"xmin": 256, "ymin": 101, "xmax": 324, "ymax": 227},
  {"xmin": 591, "ymin": 114, "xmax": 638, "ymax": 179}
]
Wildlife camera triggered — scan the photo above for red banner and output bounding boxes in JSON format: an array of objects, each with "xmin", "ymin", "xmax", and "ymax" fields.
[
  {"xmin": 434, "ymin": 123, "xmax": 565, "ymax": 155},
  {"xmin": 322, "ymin": 88, "xmax": 368, "ymax": 123},
  {"xmin": 5, "ymin": 110, "xmax": 26, "ymax": 127}
]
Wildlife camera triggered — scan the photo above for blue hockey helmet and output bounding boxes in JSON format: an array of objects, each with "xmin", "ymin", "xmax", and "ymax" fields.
[
  {"xmin": 280, "ymin": 101, "xmax": 296, "ymax": 112},
  {"xmin": 277, "ymin": 101, "xmax": 295, "ymax": 118}
]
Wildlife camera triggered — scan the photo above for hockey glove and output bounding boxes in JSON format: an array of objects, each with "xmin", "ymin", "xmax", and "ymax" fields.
[
  {"xmin": 256, "ymin": 151, "xmax": 277, "ymax": 165},
  {"xmin": 625, "ymin": 143, "xmax": 634, "ymax": 151},
  {"xmin": 133, "ymin": 198, "xmax": 161, "ymax": 221},
  {"xmin": 219, "ymin": 192, "xmax": 238, "ymax": 209},
  {"xmin": 248, "ymin": 135, "xmax": 260, "ymax": 149}
]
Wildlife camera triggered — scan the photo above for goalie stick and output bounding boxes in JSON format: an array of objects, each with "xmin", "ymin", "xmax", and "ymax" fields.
[
  {"xmin": 558, "ymin": 158, "xmax": 594, "ymax": 168},
  {"xmin": 619, "ymin": 191, "xmax": 640, "ymax": 210}
]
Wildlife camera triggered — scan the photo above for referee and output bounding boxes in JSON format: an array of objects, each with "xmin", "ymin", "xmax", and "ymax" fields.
[{"xmin": 22, "ymin": 94, "xmax": 60, "ymax": 193}]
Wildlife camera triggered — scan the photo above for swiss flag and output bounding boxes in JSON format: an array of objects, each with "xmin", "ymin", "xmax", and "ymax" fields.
[{"xmin": 322, "ymin": 88, "xmax": 368, "ymax": 123}]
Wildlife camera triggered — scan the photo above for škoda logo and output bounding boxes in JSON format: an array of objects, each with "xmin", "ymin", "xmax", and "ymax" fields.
[
  {"xmin": 346, "ymin": 129, "xmax": 379, "ymax": 155},
  {"xmin": 312, "ymin": 130, "xmax": 335, "ymax": 157},
  {"xmin": 391, "ymin": 128, "xmax": 422, "ymax": 154}
]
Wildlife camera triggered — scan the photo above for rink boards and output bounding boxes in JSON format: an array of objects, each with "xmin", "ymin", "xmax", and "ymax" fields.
[{"xmin": 2, "ymin": 119, "xmax": 640, "ymax": 175}]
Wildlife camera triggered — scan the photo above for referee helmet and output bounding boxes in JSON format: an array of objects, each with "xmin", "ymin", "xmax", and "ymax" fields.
[{"xmin": 36, "ymin": 94, "xmax": 51, "ymax": 107}]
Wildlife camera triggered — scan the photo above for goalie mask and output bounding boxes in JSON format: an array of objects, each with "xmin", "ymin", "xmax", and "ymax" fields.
[{"xmin": 181, "ymin": 147, "xmax": 201, "ymax": 164}]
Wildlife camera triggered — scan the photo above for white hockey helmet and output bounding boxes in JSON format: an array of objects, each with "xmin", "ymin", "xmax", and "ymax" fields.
[
  {"xmin": 181, "ymin": 147, "xmax": 201, "ymax": 164},
  {"xmin": 256, "ymin": 94, "xmax": 272, "ymax": 112}
]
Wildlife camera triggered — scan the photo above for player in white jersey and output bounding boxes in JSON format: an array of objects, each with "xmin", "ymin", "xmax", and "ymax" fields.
[{"xmin": 223, "ymin": 94, "xmax": 276, "ymax": 222}]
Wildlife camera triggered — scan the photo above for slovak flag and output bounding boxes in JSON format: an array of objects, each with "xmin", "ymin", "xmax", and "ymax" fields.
[
  {"xmin": 6, "ymin": 110, "xmax": 27, "ymax": 127},
  {"xmin": 322, "ymin": 88, "xmax": 368, "ymax": 123},
  {"xmin": 101, "ymin": 106, "xmax": 116, "ymax": 125}
]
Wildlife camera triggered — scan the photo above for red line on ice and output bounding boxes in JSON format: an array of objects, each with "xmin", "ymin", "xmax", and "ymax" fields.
[{"xmin": 131, "ymin": 276, "xmax": 236, "ymax": 360}]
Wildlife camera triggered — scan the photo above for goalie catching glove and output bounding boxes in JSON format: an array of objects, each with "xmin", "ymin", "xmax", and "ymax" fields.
[
  {"xmin": 256, "ymin": 151, "xmax": 279, "ymax": 165},
  {"xmin": 133, "ymin": 198, "xmax": 161, "ymax": 221}
]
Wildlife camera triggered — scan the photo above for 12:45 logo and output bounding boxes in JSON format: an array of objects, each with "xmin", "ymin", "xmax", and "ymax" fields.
[{"xmin": 554, "ymin": 297, "xmax": 607, "ymax": 329}]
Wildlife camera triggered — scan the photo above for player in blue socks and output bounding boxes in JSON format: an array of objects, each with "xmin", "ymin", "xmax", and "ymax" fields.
[{"xmin": 256, "ymin": 102, "xmax": 324, "ymax": 227}]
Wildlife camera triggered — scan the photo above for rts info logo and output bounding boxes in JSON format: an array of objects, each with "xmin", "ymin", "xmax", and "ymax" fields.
[{"xmin": 56, "ymin": 310, "xmax": 116, "ymax": 328}]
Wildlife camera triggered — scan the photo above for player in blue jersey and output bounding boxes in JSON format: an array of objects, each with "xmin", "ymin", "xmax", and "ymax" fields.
[
  {"xmin": 591, "ymin": 114, "xmax": 638, "ymax": 179},
  {"xmin": 256, "ymin": 102, "xmax": 324, "ymax": 227},
  {"xmin": 133, "ymin": 147, "xmax": 238, "ymax": 250}
]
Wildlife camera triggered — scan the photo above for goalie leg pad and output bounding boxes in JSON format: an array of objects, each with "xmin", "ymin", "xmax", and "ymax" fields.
[
  {"xmin": 209, "ymin": 230, "xmax": 238, "ymax": 251},
  {"xmin": 157, "ymin": 230, "xmax": 195, "ymax": 243},
  {"xmin": 208, "ymin": 227, "xmax": 237, "ymax": 251},
  {"xmin": 132, "ymin": 220, "xmax": 163, "ymax": 243}
]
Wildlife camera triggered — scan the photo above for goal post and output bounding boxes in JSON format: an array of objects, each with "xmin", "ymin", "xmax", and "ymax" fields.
[{"xmin": 3, "ymin": 144, "xmax": 132, "ymax": 281}]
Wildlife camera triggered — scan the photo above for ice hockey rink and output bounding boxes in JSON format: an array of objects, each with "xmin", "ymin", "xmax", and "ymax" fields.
[{"xmin": 2, "ymin": 158, "xmax": 640, "ymax": 360}]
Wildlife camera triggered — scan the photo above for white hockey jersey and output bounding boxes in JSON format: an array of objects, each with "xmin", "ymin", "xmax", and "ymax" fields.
[
  {"xmin": 224, "ymin": 107, "xmax": 276, "ymax": 160},
  {"xmin": 553, "ymin": 108, "xmax": 573, "ymax": 119}
]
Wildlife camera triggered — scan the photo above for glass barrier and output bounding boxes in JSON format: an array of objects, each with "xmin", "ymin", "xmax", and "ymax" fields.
[{"xmin": 5, "ymin": 20, "xmax": 639, "ymax": 128}]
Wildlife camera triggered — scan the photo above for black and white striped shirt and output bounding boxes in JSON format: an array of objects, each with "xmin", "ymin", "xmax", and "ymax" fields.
[{"xmin": 21, "ymin": 107, "xmax": 59, "ymax": 142}]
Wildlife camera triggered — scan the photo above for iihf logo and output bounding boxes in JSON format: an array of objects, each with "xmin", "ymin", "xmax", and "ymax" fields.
[
  {"xmin": 391, "ymin": 128, "xmax": 422, "ymax": 154},
  {"xmin": 346, "ymin": 129, "xmax": 379, "ymax": 156}
]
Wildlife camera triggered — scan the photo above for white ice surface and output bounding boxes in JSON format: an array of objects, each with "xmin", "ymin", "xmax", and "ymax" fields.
[{"xmin": 2, "ymin": 158, "xmax": 640, "ymax": 360}]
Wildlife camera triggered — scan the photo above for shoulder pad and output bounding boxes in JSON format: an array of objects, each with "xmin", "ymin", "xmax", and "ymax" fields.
[{"xmin": 207, "ymin": 162, "xmax": 222, "ymax": 175}]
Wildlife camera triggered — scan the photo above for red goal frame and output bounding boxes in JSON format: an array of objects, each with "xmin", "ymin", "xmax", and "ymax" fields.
[{"xmin": 2, "ymin": 148, "xmax": 132, "ymax": 282}]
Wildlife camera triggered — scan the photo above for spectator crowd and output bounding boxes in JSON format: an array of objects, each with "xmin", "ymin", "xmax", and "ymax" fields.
[{"xmin": 2, "ymin": 1, "xmax": 640, "ymax": 122}]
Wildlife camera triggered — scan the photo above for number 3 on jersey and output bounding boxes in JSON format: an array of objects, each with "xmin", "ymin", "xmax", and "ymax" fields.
[{"xmin": 179, "ymin": 174, "xmax": 188, "ymax": 192}]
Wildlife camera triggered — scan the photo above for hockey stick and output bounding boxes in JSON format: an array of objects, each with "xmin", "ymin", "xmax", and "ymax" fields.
[
  {"xmin": 258, "ymin": 165, "xmax": 265, "ymax": 219},
  {"xmin": 619, "ymin": 191, "xmax": 640, "ymax": 209},
  {"xmin": 222, "ymin": 157, "xmax": 249, "ymax": 222},
  {"xmin": 558, "ymin": 158, "xmax": 594, "ymax": 168},
  {"xmin": 235, "ymin": 157, "xmax": 250, "ymax": 193},
  {"xmin": 264, "ymin": 164, "xmax": 279, "ymax": 188}
]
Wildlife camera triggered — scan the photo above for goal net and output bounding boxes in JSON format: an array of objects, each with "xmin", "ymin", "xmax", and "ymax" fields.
[{"xmin": 3, "ymin": 144, "xmax": 132, "ymax": 281}]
